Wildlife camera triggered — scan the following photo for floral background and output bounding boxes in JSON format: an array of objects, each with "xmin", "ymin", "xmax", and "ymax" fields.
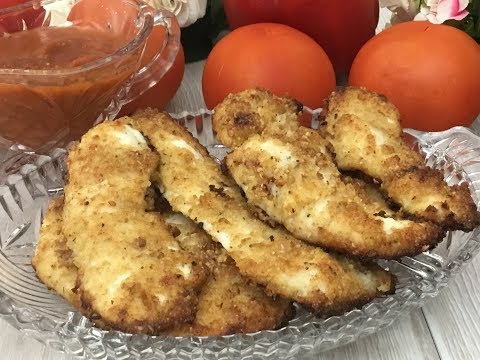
[
  {"xmin": 380, "ymin": 0, "xmax": 479, "ymax": 41},
  {"xmin": 46, "ymin": 0, "xmax": 479, "ymax": 63},
  {"xmin": 145, "ymin": 0, "xmax": 226, "ymax": 62},
  {"xmin": 144, "ymin": 0, "xmax": 479, "ymax": 62}
]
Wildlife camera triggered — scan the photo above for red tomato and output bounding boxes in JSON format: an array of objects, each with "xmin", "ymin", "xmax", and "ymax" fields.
[
  {"xmin": 222, "ymin": 0, "xmax": 379, "ymax": 77},
  {"xmin": 0, "ymin": 0, "xmax": 47, "ymax": 34},
  {"xmin": 0, "ymin": 0, "xmax": 30, "ymax": 7},
  {"xmin": 349, "ymin": 21, "xmax": 480, "ymax": 132},
  {"xmin": 202, "ymin": 23, "xmax": 336, "ymax": 113},
  {"xmin": 68, "ymin": 0, "xmax": 138, "ymax": 39}
]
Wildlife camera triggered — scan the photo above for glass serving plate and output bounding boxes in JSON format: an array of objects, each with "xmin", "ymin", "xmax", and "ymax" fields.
[{"xmin": 0, "ymin": 109, "xmax": 480, "ymax": 360}]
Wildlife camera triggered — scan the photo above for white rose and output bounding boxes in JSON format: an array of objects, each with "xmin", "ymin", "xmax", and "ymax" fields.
[
  {"xmin": 146, "ymin": 0, "xmax": 207, "ymax": 28},
  {"xmin": 43, "ymin": 0, "xmax": 72, "ymax": 26},
  {"xmin": 380, "ymin": 0, "xmax": 422, "ymax": 24}
]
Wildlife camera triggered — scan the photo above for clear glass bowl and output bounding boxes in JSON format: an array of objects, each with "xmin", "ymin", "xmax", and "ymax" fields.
[
  {"xmin": 1, "ymin": 109, "xmax": 480, "ymax": 359},
  {"xmin": 0, "ymin": 0, "xmax": 180, "ymax": 164}
]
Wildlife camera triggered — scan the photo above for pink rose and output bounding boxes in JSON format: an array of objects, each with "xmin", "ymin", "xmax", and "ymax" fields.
[{"xmin": 414, "ymin": 0, "xmax": 469, "ymax": 24}]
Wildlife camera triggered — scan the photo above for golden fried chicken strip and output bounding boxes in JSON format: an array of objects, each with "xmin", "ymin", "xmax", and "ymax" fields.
[
  {"xmin": 32, "ymin": 197, "xmax": 80, "ymax": 309},
  {"xmin": 129, "ymin": 110, "xmax": 395, "ymax": 316},
  {"xmin": 342, "ymin": 175, "xmax": 393, "ymax": 216},
  {"xmin": 34, "ymin": 193, "xmax": 290, "ymax": 335},
  {"xmin": 322, "ymin": 87, "xmax": 480, "ymax": 231},
  {"xmin": 227, "ymin": 131, "xmax": 443, "ymax": 258},
  {"xmin": 163, "ymin": 212, "xmax": 293, "ymax": 336},
  {"xmin": 62, "ymin": 120, "xmax": 208, "ymax": 334},
  {"xmin": 213, "ymin": 88, "xmax": 301, "ymax": 149},
  {"xmin": 213, "ymin": 89, "xmax": 443, "ymax": 258},
  {"xmin": 32, "ymin": 198, "xmax": 109, "ymax": 330}
]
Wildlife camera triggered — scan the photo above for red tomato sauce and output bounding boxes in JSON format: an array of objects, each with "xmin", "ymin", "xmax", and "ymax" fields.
[
  {"xmin": 0, "ymin": 26, "xmax": 139, "ymax": 150},
  {"xmin": 0, "ymin": 26, "xmax": 125, "ymax": 69}
]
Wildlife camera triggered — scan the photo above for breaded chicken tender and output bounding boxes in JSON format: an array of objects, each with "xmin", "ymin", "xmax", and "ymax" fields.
[
  {"xmin": 322, "ymin": 87, "xmax": 480, "ymax": 231},
  {"xmin": 62, "ymin": 120, "xmax": 208, "ymax": 334},
  {"xmin": 163, "ymin": 213, "xmax": 293, "ymax": 336},
  {"xmin": 33, "ymin": 195, "xmax": 291, "ymax": 335},
  {"xmin": 213, "ymin": 88, "xmax": 301, "ymax": 149},
  {"xmin": 214, "ymin": 89, "xmax": 444, "ymax": 258},
  {"xmin": 342, "ymin": 175, "xmax": 394, "ymax": 216},
  {"xmin": 32, "ymin": 198, "xmax": 80, "ymax": 309},
  {"xmin": 129, "ymin": 110, "xmax": 395, "ymax": 316}
]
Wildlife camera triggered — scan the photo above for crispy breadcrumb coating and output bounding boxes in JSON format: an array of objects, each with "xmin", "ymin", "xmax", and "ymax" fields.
[
  {"xmin": 214, "ymin": 89, "xmax": 444, "ymax": 258},
  {"xmin": 129, "ymin": 109, "xmax": 395, "ymax": 316},
  {"xmin": 163, "ymin": 212, "xmax": 293, "ymax": 336},
  {"xmin": 62, "ymin": 120, "xmax": 208, "ymax": 334},
  {"xmin": 32, "ymin": 198, "xmax": 80, "ymax": 309},
  {"xmin": 213, "ymin": 88, "xmax": 301, "ymax": 149},
  {"xmin": 322, "ymin": 87, "xmax": 480, "ymax": 231},
  {"xmin": 33, "ymin": 196, "xmax": 292, "ymax": 335}
]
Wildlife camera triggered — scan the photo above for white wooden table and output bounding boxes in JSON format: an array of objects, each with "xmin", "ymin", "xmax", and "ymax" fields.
[{"xmin": 2, "ymin": 8, "xmax": 480, "ymax": 357}]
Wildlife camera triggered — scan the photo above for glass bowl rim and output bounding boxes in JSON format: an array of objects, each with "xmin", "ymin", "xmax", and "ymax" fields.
[{"xmin": 0, "ymin": 0, "xmax": 154, "ymax": 77}]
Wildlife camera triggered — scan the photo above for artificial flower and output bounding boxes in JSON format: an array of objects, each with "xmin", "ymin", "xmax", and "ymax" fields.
[
  {"xmin": 146, "ymin": 0, "xmax": 207, "ymax": 28},
  {"xmin": 43, "ymin": 1, "xmax": 71, "ymax": 26},
  {"xmin": 380, "ymin": 0, "xmax": 421, "ymax": 18},
  {"xmin": 414, "ymin": 0, "xmax": 469, "ymax": 24},
  {"xmin": 380, "ymin": 0, "xmax": 422, "ymax": 24}
]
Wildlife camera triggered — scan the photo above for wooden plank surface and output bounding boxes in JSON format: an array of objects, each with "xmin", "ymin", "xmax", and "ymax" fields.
[
  {"xmin": 422, "ymin": 254, "xmax": 480, "ymax": 360},
  {"xmin": 317, "ymin": 310, "xmax": 440, "ymax": 360},
  {"xmin": 0, "ymin": 322, "xmax": 45, "ymax": 360}
]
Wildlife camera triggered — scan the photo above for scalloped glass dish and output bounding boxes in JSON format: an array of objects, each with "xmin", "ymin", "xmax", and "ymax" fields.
[{"xmin": 0, "ymin": 109, "xmax": 480, "ymax": 360}]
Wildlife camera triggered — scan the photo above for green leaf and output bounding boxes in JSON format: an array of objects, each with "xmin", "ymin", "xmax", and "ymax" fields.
[
  {"xmin": 181, "ymin": 16, "xmax": 213, "ymax": 63},
  {"xmin": 208, "ymin": 0, "xmax": 228, "ymax": 43},
  {"xmin": 180, "ymin": 0, "xmax": 229, "ymax": 62}
]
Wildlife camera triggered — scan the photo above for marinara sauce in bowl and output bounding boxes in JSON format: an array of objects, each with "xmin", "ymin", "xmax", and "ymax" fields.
[{"xmin": 0, "ymin": 0, "xmax": 179, "ymax": 171}]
